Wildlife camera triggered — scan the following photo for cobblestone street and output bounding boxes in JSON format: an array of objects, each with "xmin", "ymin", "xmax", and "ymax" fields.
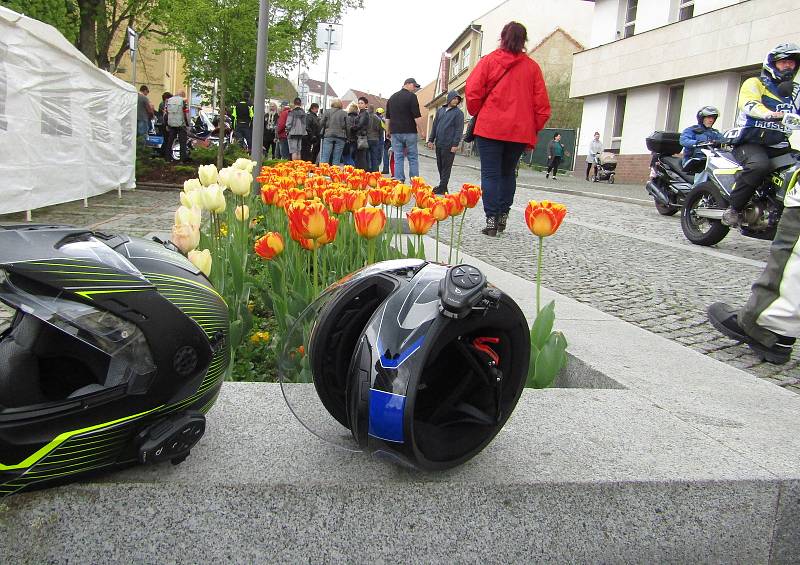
[{"xmin": 1, "ymin": 152, "xmax": 796, "ymax": 392}]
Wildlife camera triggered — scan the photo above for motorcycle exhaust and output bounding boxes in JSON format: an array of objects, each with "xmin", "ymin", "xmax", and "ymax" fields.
[
  {"xmin": 694, "ymin": 209, "xmax": 724, "ymax": 220},
  {"xmin": 645, "ymin": 181, "xmax": 671, "ymax": 207}
]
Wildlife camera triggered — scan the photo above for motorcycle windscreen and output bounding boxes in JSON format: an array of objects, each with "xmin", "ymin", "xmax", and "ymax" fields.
[{"xmin": 277, "ymin": 259, "xmax": 425, "ymax": 452}]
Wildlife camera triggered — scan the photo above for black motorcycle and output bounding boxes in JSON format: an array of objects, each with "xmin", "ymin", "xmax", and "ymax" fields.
[
  {"xmin": 680, "ymin": 114, "xmax": 800, "ymax": 246},
  {"xmin": 644, "ymin": 131, "xmax": 704, "ymax": 216}
]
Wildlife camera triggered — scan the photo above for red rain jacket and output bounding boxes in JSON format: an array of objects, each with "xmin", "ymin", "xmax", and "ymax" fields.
[{"xmin": 465, "ymin": 49, "xmax": 551, "ymax": 148}]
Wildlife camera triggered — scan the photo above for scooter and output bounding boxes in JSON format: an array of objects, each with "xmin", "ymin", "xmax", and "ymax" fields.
[
  {"xmin": 644, "ymin": 131, "xmax": 704, "ymax": 216},
  {"xmin": 680, "ymin": 113, "xmax": 800, "ymax": 246}
]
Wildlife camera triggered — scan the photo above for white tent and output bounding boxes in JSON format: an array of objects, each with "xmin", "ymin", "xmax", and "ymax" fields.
[{"xmin": 0, "ymin": 6, "xmax": 137, "ymax": 216}]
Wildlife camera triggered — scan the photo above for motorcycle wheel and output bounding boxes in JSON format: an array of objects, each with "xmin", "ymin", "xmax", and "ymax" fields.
[
  {"xmin": 681, "ymin": 182, "xmax": 729, "ymax": 246},
  {"xmin": 608, "ymin": 174, "xmax": 615, "ymax": 184},
  {"xmin": 654, "ymin": 200, "xmax": 678, "ymax": 216}
]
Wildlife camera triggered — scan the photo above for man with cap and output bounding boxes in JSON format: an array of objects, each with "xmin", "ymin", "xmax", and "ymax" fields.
[
  {"xmin": 427, "ymin": 90, "xmax": 464, "ymax": 194},
  {"xmin": 386, "ymin": 78, "xmax": 422, "ymax": 182}
]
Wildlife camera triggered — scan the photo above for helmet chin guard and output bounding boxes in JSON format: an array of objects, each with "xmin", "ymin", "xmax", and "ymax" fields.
[{"xmin": 279, "ymin": 260, "xmax": 530, "ymax": 470}]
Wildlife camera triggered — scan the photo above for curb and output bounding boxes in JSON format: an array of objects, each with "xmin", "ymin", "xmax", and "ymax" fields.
[{"xmin": 134, "ymin": 182, "xmax": 182, "ymax": 192}]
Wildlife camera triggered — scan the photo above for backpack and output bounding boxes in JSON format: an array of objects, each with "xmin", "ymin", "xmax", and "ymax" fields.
[
  {"xmin": 288, "ymin": 108, "xmax": 306, "ymax": 136},
  {"xmin": 166, "ymin": 96, "xmax": 185, "ymax": 127}
]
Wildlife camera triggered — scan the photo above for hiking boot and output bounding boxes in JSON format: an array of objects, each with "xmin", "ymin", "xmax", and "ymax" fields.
[
  {"xmin": 721, "ymin": 207, "xmax": 741, "ymax": 228},
  {"xmin": 481, "ymin": 216, "xmax": 498, "ymax": 237},
  {"xmin": 497, "ymin": 212, "xmax": 509, "ymax": 233},
  {"xmin": 708, "ymin": 302, "xmax": 795, "ymax": 365}
]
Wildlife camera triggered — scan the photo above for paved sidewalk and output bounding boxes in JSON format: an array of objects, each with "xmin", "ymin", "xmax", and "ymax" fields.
[{"xmin": 418, "ymin": 145, "xmax": 653, "ymax": 206}]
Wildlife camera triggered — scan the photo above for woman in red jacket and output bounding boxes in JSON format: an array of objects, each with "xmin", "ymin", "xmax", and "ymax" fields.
[{"xmin": 465, "ymin": 21, "xmax": 551, "ymax": 236}]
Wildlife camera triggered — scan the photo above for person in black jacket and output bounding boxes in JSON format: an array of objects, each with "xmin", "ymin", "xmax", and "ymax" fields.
[
  {"xmin": 352, "ymin": 96, "xmax": 371, "ymax": 171},
  {"xmin": 302, "ymin": 103, "xmax": 321, "ymax": 163},
  {"xmin": 426, "ymin": 90, "xmax": 464, "ymax": 194}
]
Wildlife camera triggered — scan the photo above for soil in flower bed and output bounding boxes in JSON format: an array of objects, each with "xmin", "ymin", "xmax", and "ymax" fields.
[{"xmin": 137, "ymin": 160, "xmax": 197, "ymax": 186}]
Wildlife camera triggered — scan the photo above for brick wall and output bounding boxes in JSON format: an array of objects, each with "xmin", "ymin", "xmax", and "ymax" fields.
[{"xmin": 576, "ymin": 153, "xmax": 652, "ymax": 184}]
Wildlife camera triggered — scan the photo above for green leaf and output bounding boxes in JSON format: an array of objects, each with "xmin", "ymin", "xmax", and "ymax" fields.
[
  {"xmin": 530, "ymin": 331, "xmax": 569, "ymax": 389},
  {"xmin": 530, "ymin": 300, "xmax": 556, "ymax": 350},
  {"xmin": 229, "ymin": 319, "xmax": 243, "ymax": 350}
]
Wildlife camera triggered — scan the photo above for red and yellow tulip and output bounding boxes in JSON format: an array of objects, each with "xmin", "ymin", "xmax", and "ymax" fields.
[
  {"xmin": 287, "ymin": 199, "xmax": 329, "ymax": 240},
  {"xmin": 461, "ymin": 184, "xmax": 482, "ymax": 208},
  {"xmin": 524, "ymin": 200, "xmax": 567, "ymax": 237},
  {"xmin": 254, "ymin": 232, "xmax": 284, "ymax": 260},
  {"xmin": 353, "ymin": 206, "xmax": 387, "ymax": 239},
  {"xmin": 406, "ymin": 207, "xmax": 436, "ymax": 235}
]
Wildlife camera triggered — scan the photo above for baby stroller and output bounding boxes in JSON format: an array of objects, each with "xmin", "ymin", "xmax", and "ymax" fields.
[{"xmin": 592, "ymin": 151, "xmax": 617, "ymax": 184}]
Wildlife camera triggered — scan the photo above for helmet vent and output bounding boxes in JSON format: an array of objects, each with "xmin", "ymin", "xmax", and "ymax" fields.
[{"xmin": 173, "ymin": 346, "xmax": 198, "ymax": 377}]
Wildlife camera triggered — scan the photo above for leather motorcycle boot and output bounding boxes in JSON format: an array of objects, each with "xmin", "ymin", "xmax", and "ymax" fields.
[
  {"xmin": 497, "ymin": 212, "xmax": 509, "ymax": 233},
  {"xmin": 708, "ymin": 302, "xmax": 795, "ymax": 364},
  {"xmin": 481, "ymin": 216, "xmax": 498, "ymax": 237}
]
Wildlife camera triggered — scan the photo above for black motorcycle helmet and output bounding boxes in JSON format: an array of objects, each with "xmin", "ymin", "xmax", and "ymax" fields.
[
  {"xmin": 763, "ymin": 42, "xmax": 800, "ymax": 84},
  {"xmin": 696, "ymin": 105, "xmax": 719, "ymax": 125},
  {"xmin": 280, "ymin": 259, "xmax": 530, "ymax": 470},
  {"xmin": 0, "ymin": 226, "xmax": 229, "ymax": 496}
]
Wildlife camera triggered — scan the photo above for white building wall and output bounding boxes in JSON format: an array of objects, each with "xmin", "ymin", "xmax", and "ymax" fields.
[
  {"xmin": 635, "ymin": 0, "xmax": 672, "ymax": 34},
  {"xmin": 474, "ymin": 0, "xmax": 593, "ymax": 56},
  {"xmin": 695, "ymin": 0, "xmax": 742, "ymax": 16},
  {"xmin": 589, "ymin": 0, "xmax": 620, "ymax": 48},
  {"xmin": 619, "ymin": 85, "xmax": 669, "ymax": 154},
  {"xmin": 679, "ymin": 72, "xmax": 742, "ymax": 131},
  {"xmin": 577, "ymin": 94, "xmax": 615, "ymax": 154}
]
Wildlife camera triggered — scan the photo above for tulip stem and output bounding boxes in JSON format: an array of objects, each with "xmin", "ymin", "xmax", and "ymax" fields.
[
  {"xmin": 312, "ymin": 245, "xmax": 318, "ymax": 298},
  {"xmin": 536, "ymin": 236, "xmax": 543, "ymax": 314},
  {"xmin": 448, "ymin": 217, "xmax": 455, "ymax": 265},
  {"xmin": 435, "ymin": 222, "xmax": 440, "ymax": 263},
  {"xmin": 367, "ymin": 238, "xmax": 375, "ymax": 266},
  {"xmin": 456, "ymin": 210, "xmax": 466, "ymax": 263}
]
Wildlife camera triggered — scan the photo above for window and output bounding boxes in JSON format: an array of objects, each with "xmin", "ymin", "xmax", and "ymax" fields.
[
  {"xmin": 612, "ymin": 94, "xmax": 627, "ymax": 138},
  {"xmin": 678, "ymin": 0, "xmax": 694, "ymax": 21},
  {"xmin": 450, "ymin": 54, "xmax": 460, "ymax": 78},
  {"xmin": 665, "ymin": 85, "xmax": 684, "ymax": 132},
  {"xmin": 623, "ymin": 0, "xmax": 637, "ymax": 38},
  {"xmin": 41, "ymin": 91, "xmax": 72, "ymax": 137},
  {"xmin": 461, "ymin": 43, "xmax": 471, "ymax": 73}
]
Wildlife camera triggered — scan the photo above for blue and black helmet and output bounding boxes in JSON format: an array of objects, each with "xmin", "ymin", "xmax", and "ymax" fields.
[{"xmin": 282, "ymin": 259, "xmax": 530, "ymax": 470}]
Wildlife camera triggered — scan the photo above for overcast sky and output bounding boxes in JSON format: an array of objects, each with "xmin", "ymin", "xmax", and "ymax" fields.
[{"xmin": 290, "ymin": 0, "xmax": 503, "ymax": 99}]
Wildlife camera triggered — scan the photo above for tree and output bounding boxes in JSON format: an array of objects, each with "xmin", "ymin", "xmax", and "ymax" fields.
[
  {"xmin": 165, "ymin": 0, "xmax": 361, "ymax": 167},
  {"xmin": 0, "ymin": 0, "xmax": 79, "ymax": 43},
  {"xmin": 0, "ymin": 0, "xmax": 169, "ymax": 71}
]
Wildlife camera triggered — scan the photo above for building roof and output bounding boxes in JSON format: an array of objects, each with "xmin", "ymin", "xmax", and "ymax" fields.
[
  {"xmin": 305, "ymin": 78, "xmax": 337, "ymax": 97},
  {"xmin": 341, "ymin": 89, "xmax": 388, "ymax": 109},
  {"xmin": 528, "ymin": 27, "xmax": 584, "ymax": 53}
]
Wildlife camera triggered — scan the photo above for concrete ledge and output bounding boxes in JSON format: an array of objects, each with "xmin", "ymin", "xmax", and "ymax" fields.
[{"xmin": 2, "ymin": 244, "xmax": 799, "ymax": 563}]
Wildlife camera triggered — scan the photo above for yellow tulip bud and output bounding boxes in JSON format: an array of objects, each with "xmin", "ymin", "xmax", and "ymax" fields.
[
  {"xmin": 183, "ymin": 178, "xmax": 203, "ymax": 193},
  {"xmin": 228, "ymin": 169, "xmax": 252, "ymax": 196},
  {"xmin": 174, "ymin": 205, "xmax": 201, "ymax": 227},
  {"xmin": 235, "ymin": 204, "xmax": 250, "ymax": 222},
  {"xmin": 198, "ymin": 164, "xmax": 218, "ymax": 187}
]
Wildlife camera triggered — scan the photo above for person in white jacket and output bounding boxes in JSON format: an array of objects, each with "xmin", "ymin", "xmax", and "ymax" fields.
[{"xmin": 585, "ymin": 132, "xmax": 603, "ymax": 181}]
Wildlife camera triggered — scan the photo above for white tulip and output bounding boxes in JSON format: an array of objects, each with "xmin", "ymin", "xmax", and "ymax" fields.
[
  {"xmin": 228, "ymin": 169, "xmax": 252, "ymax": 196},
  {"xmin": 180, "ymin": 190, "xmax": 202, "ymax": 210},
  {"xmin": 205, "ymin": 184, "xmax": 227, "ymax": 214},
  {"xmin": 175, "ymin": 205, "xmax": 202, "ymax": 227},
  {"xmin": 183, "ymin": 178, "xmax": 203, "ymax": 193},
  {"xmin": 198, "ymin": 164, "xmax": 218, "ymax": 187},
  {"xmin": 188, "ymin": 249, "xmax": 212, "ymax": 277},
  {"xmin": 171, "ymin": 223, "xmax": 200, "ymax": 254},
  {"xmin": 234, "ymin": 204, "xmax": 250, "ymax": 222},
  {"xmin": 233, "ymin": 158, "xmax": 256, "ymax": 173},
  {"xmin": 217, "ymin": 167, "xmax": 233, "ymax": 189}
]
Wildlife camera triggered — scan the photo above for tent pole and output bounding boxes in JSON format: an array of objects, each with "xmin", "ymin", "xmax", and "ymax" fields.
[{"xmin": 26, "ymin": 210, "xmax": 31, "ymax": 222}]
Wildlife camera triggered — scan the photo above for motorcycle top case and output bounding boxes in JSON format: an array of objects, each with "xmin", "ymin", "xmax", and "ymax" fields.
[{"xmin": 646, "ymin": 131, "xmax": 682, "ymax": 155}]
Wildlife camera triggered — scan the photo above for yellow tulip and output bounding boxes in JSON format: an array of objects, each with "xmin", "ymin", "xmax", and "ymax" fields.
[
  {"xmin": 201, "ymin": 184, "xmax": 226, "ymax": 214},
  {"xmin": 198, "ymin": 164, "xmax": 218, "ymax": 187},
  {"xmin": 188, "ymin": 248, "xmax": 212, "ymax": 277},
  {"xmin": 171, "ymin": 223, "xmax": 200, "ymax": 254},
  {"xmin": 524, "ymin": 200, "xmax": 567, "ymax": 237},
  {"xmin": 233, "ymin": 158, "xmax": 256, "ymax": 173},
  {"xmin": 217, "ymin": 167, "xmax": 233, "ymax": 189},
  {"xmin": 180, "ymin": 189, "xmax": 202, "ymax": 210}
]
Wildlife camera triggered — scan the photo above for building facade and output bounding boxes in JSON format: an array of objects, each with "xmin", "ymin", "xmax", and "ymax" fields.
[
  {"xmin": 571, "ymin": 0, "xmax": 800, "ymax": 183},
  {"xmin": 301, "ymin": 78, "xmax": 337, "ymax": 109},
  {"xmin": 425, "ymin": 0, "xmax": 593, "ymax": 147}
]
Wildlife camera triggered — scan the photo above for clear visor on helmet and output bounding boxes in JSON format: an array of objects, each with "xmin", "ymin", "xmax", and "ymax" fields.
[{"xmin": 278, "ymin": 259, "xmax": 425, "ymax": 453}]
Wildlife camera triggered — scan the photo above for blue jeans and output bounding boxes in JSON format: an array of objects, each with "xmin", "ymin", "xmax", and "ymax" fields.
[
  {"xmin": 391, "ymin": 133, "xmax": 419, "ymax": 182},
  {"xmin": 475, "ymin": 136, "xmax": 526, "ymax": 217},
  {"xmin": 368, "ymin": 140, "xmax": 382, "ymax": 172},
  {"xmin": 320, "ymin": 136, "xmax": 346, "ymax": 166},
  {"xmin": 137, "ymin": 119, "xmax": 149, "ymax": 137},
  {"xmin": 382, "ymin": 143, "xmax": 390, "ymax": 174},
  {"xmin": 279, "ymin": 138, "xmax": 290, "ymax": 160}
]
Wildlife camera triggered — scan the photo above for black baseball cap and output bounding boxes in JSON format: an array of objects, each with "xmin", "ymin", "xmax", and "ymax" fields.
[{"xmin": 404, "ymin": 78, "xmax": 421, "ymax": 88}]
